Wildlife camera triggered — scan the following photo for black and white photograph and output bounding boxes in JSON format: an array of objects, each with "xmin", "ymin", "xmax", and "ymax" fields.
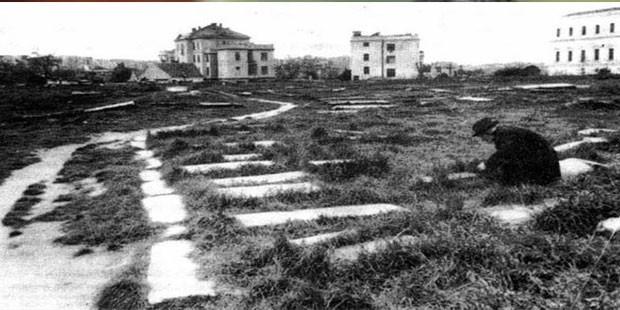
[{"xmin": 1, "ymin": 2, "xmax": 620, "ymax": 309}]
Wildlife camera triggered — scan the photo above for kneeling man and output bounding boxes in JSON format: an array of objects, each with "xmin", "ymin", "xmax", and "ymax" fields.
[{"xmin": 473, "ymin": 117, "xmax": 561, "ymax": 186}]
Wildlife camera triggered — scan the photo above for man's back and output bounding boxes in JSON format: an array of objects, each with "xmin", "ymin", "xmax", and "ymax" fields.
[{"xmin": 486, "ymin": 126, "xmax": 561, "ymax": 185}]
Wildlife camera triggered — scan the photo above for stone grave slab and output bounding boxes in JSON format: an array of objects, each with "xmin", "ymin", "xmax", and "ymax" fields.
[
  {"xmin": 133, "ymin": 135, "xmax": 147, "ymax": 142},
  {"xmin": 514, "ymin": 83, "xmax": 576, "ymax": 90},
  {"xmin": 199, "ymin": 102, "xmax": 240, "ymax": 108},
  {"xmin": 234, "ymin": 203, "xmax": 407, "ymax": 227},
  {"xmin": 480, "ymin": 199, "xmax": 559, "ymax": 225},
  {"xmin": 142, "ymin": 195, "xmax": 186, "ymax": 223},
  {"xmin": 456, "ymin": 96, "xmax": 492, "ymax": 102},
  {"xmin": 141, "ymin": 180, "xmax": 175, "ymax": 196},
  {"xmin": 223, "ymin": 140, "xmax": 277, "ymax": 148},
  {"xmin": 330, "ymin": 235, "xmax": 418, "ymax": 262},
  {"xmin": 327, "ymin": 99, "xmax": 390, "ymax": 105},
  {"xmin": 217, "ymin": 182, "xmax": 319, "ymax": 198},
  {"xmin": 166, "ymin": 86, "xmax": 188, "ymax": 93},
  {"xmin": 145, "ymin": 158, "xmax": 163, "ymax": 170},
  {"xmin": 183, "ymin": 160, "xmax": 274, "ymax": 173},
  {"xmin": 147, "ymin": 240, "xmax": 216, "ymax": 304},
  {"xmin": 317, "ymin": 110, "xmax": 359, "ymax": 114},
  {"xmin": 162, "ymin": 225, "xmax": 188, "ymax": 238},
  {"xmin": 84, "ymin": 101, "xmax": 135, "ymax": 113},
  {"xmin": 560, "ymin": 158, "xmax": 606, "ymax": 179},
  {"xmin": 578, "ymin": 128, "xmax": 617, "ymax": 136},
  {"xmin": 290, "ymin": 230, "xmax": 356, "ymax": 246},
  {"xmin": 554, "ymin": 137, "xmax": 608, "ymax": 152},
  {"xmin": 332, "ymin": 104, "xmax": 397, "ymax": 110},
  {"xmin": 232, "ymin": 98, "xmax": 296, "ymax": 120},
  {"xmin": 135, "ymin": 150, "xmax": 154, "ymax": 160},
  {"xmin": 211, "ymin": 171, "xmax": 308, "ymax": 187},
  {"xmin": 597, "ymin": 217, "xmax": 620, "ymax": 234},
  {"xmin": 130, "ymin": 140, "xmax": 146, "ymax": 149},
  {"xmin": 308, "ymin": 159, "xmax": 352, "ymax": 166},
  {"xmin": 222, "ymin": 153, "xmax": 262, "ymax": 162},
  {"xmin": 140, "ymin": 170, "xmax": 162, "ymax": 182}
]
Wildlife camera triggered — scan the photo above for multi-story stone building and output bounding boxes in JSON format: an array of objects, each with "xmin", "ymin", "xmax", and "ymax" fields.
[
  {"xmin": 350, "ymin": 31, "xmax": 421, "ymax": 80},
  {"xmin": 171, "ymin": 23, "xmax": 275, "ymax": 80},
  {"xmin": 549, "ymin": 8, "xmax": 620, "ymax": 75}
]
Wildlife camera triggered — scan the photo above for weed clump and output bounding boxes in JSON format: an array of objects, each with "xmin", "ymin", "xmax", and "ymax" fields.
[
  {"xmin": 161, "ymin": 138, "xmax": 190, "ymax": 159},
  {"xmin": 97, "ymin": 279, "xmax": 147, "ymax": 310},
  {"xmin": 309, "ymin": 153, "xmax": 390, "ymax": 182},
  {"xmin": 1, "ymin": 196, "xmax": 41, "ymax": 228},
  {"xmin": 535, "ymin": 169, "xmax": 620, "ymax": 236}
]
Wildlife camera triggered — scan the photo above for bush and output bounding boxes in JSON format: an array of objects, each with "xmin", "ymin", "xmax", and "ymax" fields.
[{"xmin": 310, "ymin": 153, "xmax": 390, "ymax": 182}]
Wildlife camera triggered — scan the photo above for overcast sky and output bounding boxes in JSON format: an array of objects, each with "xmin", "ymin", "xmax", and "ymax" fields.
[{"xmin": 0, "ymin": 2, "xmax": 616, "ymax": 65}]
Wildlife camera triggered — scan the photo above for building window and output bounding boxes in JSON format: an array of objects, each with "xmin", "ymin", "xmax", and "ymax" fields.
[
  {"xmin": 595, "ymin": 49, "xmax": 600, "ymax": 61},
  {"xmin": 180, "ymin": 45, "xmax": 185, "ymax": 56},
  {"xmin": 386, "ymin": 43, "xmax": 395, "ymax": 52},
  {"xmin": 582, "ymin": 26, "xmax": 586, "ymax": 35},
  {"xmin": 610, "ymin": 48, "xmax": 615, "ymax": 61},
  {"xmin": 568, "ymin": 50, "xmax": 573, "ymax": 62},
  {"xmin": 197, "ymin": 55, "xmax": 201, "ymax": 63},
  {"xmin": 596, "ymin": 25, "xmax": 600, "ymax": 34},
  {"xmin": 249, "ymin": 64, "xmax": 257, "ymax": 75},
  {"xmin": 581, "ymin": 50, "xmax": 586, "ymax": 62},
  {"xmin": 363, "ymin": 54, "xmax": 369, "ymax": 61},
  {"xmin": 569, "ymin": 27, "xmax": 573, "ymax": 36},
  {"xmin": 260, "ymin": 52, "xmax": 268, "ymax": 61},
  {"xmin": 363, "ymin": 42, "xmax": 369, "ymax": 47},
  {"xmin": 386, "ymin": 68, "xmax": 396, "ymax": 77},
  {"xmin": 556, "ymin": 51, "xmax": 560, "ymax": 62},
  {"xmin": 363, "ymin": 66, "xmax": 370, "ymax": 74},
  {"xmin": 353, "ymin": 75, "xmax": 359, "ymax": 80},
  {"xmin": 556, "ymin": 28, "xmax": 560, "ymax": 37},
  {"xmin": 235, "ymin": 52, "xmax": 241, "ymax": 61},
  {"xmin": 235, "ymin": 66, "xmax": 240, "ymax": 70},
  {"xmin": 612, "ymin": 23, "xmax": 616, "ymax": 33},
  {"xmin": 204, "ymin": 54, "xmax": 209, "ymax": 62},
  {"xmin": 386, "ymin": 55, "xmax": 396, "ymax": 64},
  {"xmin": 205, "ymin": 67, "xmax": 210, "ymax": 76},
  {"xmin": 261, "ymin": 66, "xmax": 268, "ymax": 75}
]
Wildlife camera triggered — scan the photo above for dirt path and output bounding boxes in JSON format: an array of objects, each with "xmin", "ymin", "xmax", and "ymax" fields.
[{"xmin": 0, "ymin": 98, "xmax": 297, "ymax": 310}]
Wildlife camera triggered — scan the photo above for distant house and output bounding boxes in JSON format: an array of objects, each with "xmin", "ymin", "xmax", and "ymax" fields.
[
  {"xmin": 429, "ymin": 62, "xmax": 459, "ymax": 79},
  {"xmin": 138, "ymin": 62, "xmax": 203, "ymax": 83},
  {"xmin": 164, "ymin": 23, "xmax": 276, "ymax": 80},
  {"xmin": 350, "ymin": 31, "xmax": 422, "ymax": 80}
]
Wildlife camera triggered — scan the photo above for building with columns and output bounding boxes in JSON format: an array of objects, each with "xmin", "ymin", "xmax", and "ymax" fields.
[
  {"xmin": 549, "ymin": 8, "xmax": 620, "ymax": 75},
  {"xmin": 167, "ymin": 23, "xmax": 275, "ymax": 80},
  {"xmin": 350, "ymin": 31, "xmax": 421, "ymax": 80}
]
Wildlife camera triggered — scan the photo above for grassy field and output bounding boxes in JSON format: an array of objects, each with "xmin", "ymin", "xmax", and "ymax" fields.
[
  {"xmin": 4, "ymin": 77, "xmax": 620, "ymax": 309},
  {"xmin": 143, "ymin": 76, "xmax": 620, "ymax": 309}
]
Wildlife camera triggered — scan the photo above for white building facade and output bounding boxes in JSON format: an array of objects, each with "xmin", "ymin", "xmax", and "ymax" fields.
[
  {"xmin": 172, "ymin": 23, "xmax": 275, "ymax": 80},
  {"xmin": 549, "ymin": 8, "xmax": 620, "ymax": 75},
  {"xmin": 350, "ymin": 31, "xmax": 421, "ymax": 80}
]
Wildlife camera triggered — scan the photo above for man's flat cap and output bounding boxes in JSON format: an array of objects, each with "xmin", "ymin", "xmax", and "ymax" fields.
[{"xmin": 472, "ymin": 117, "xmax": 499, "ymax": 137}]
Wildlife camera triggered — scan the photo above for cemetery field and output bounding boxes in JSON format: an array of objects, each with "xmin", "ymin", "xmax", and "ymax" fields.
[{"xmin": 3, "ymin": 77, "xmax": 620, "ymax": 309}]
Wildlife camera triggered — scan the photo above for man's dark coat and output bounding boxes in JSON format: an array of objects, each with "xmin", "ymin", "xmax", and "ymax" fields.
[{"xmin": 484, "ymin": 126, "xmax": 561, "ymax": 186}]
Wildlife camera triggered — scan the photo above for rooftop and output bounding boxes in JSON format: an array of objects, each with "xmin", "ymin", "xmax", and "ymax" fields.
[
  {"xmin": 176, "ymin": 23, "xmax": 250, "ymax": 41},
  {"xmin": 565, "ymin": 7, "xmax": 620, "ymax": 18}
]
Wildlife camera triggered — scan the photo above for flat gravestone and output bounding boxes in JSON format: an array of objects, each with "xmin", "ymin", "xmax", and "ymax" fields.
[
  {"xmin": 133, "ymin": 135, "xmax": 147, "ymax": 142},
  {"xmin": 135, "ymin": 150, "xmax": 154, "ymax": 160},
  {"xmin": 480, "ymin": 199, "xmax": 559, "ymax": 226},
  {"xmin": 332, "ymin": 104, "xmax": 397, "ymax": 110},
  {"xmin": 330, "ymin": 235, "xmax": 418, "ymax": 262},
  {"xmin": 578, "ymin": 128, "xmax": 617, "ymax": 136},
  {"xmin": 211, "ymin": 171, "xmax": 308, "ymax": 187},
  {"xmin": 308, "ymin": 159, "xmax": 352, "ymax": 166},
  {"xmin": 147, "ymin": 240, "xmax": 216, "ymax": 304},
  {"xmin": 217, "ymin": 182, "xmax": 319, "ymax": 198},
  {"xmin": 141, "ymin": 180, "xmax": 175, "ymax": 196},
  {"xmin": 146, "ymin": 158, "xmax": 163, "ymax": 170},
  {"xmin": 234, "ymin": 203, "xmax": 407, "ymax": 227},
  {"xmin": 183, "ymin": 160, "xmax": 274, "ymax": 173},
  {"xmin": 222, "ymin": 153, "xmax": 262, "ymax": 162},
  {"xmin": 597, "ymin": 217, "xmax": 620, "ymax": 234},
  {"xmin": 317, "ymin": 110, "xmax": 359, "ymax": 114},
  {"xmin": 514, "ymin": 83, "xmax": 576, "ymax": 90},
  {"xmin": 327, "ymin": 99, "xmax": 390, "ymax": 105},
  {"xmin": 290, "ymin": 230, "xmax": 355, "ymax": 246},
  {"xmin": 162, "ymin": 225, "xmax": 188, "ymax": 238},
  {"xmin": 84, "ymin": 101, "xmax": 135, "ymax": 113},
  {"xmin": 457, "ymin": 96, "xmax": 492, "ymax": 102},
  {"xmin": 142, "ymin": 194, "xmax": 186, "ymax": 223},
  {"xmin": 223, "ymin": 140, "xmax": 277, "ymax": 148},
  {"xmin": 140, "ymin": 170, "xmax": 162, "ymax": 182},
  {"xmin": 130, "ymin": 140, "xmax": 146, "ymax": 150},
  {"xmin": 554, "ymin": 137, "xmax": 608, "ymax": 152},
  {"xmin": 560, "ymin": 158, "xmax": 606, "ymax": 179}
]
